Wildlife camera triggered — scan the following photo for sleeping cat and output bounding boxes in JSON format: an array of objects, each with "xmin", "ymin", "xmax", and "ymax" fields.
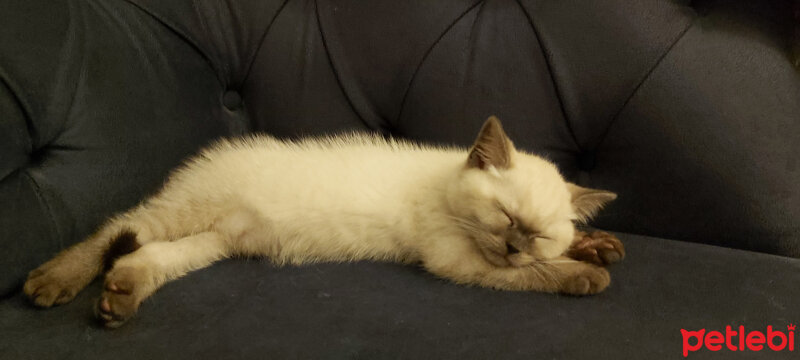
[{"xmin": 23, "ymin": 117, "xmax": 625, "ymax": 328}]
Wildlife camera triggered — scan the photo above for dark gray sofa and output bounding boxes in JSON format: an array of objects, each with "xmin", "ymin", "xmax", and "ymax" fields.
[{"xmin": 2, "ymin": 0, "xmax": 799, "ymax": 358}]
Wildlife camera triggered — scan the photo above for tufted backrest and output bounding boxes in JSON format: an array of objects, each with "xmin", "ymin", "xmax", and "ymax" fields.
[{"xmin": 1, "ymin": 0, "xmax": 799, "ymax": 296}]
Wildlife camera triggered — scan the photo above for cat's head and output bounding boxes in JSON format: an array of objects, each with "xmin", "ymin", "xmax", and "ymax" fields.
[{"xmin": 446, "ymin": 116, "xmax": 616, "ymax": 267}]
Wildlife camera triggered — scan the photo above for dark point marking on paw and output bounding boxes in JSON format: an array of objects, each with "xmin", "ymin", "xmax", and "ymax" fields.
[{"xmin": 102, "ymin": 230, "xmax": 141, "ymax": 271}]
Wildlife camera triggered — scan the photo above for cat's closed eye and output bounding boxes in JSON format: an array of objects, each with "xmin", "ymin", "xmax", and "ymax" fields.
[{"xmin": 501, "ymin": 209, "xmax": 515, "ymax": 228}]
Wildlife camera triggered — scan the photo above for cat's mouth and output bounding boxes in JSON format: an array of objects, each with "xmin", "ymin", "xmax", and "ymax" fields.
[
  {"xmin": 480, "ymin": 243, "xmax": 536, "ymax": 268},
  {"xmin": 506, "ymin": 243, "xmax": 520, "ymax": 255}
]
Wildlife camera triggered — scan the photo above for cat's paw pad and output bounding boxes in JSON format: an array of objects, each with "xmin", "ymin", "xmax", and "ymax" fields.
[
  {"xmin": 24, "ymin": 263, "xmax": 87, "ymax": 307},
  {"xmin": 567, "ymin": 231, "xmax": 625, "ymax": 266},
  {"xmin": 96, "ymin": 267, "xmax": 147, "ymax": 328},
  {"xmin": 561, "ymin": 266, "xmax": 610, "ymax": 296}
]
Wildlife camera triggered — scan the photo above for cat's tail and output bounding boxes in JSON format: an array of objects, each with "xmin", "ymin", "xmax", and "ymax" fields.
[{"xmin": 96, "ymin": 228, "xmax": 140, "ymax": 271}]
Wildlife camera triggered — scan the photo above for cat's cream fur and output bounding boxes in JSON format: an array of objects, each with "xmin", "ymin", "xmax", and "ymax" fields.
[{"xmin": 24, "ymin": 117, "xmax": 623, "ymax": 328}]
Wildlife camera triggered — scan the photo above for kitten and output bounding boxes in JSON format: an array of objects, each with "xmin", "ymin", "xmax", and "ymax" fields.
[{"xmin": 23, "ymin": 117, "xmax": 624, "ymax": 328}]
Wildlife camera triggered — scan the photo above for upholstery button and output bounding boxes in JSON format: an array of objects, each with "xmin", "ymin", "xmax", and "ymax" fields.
[
  {"xmin": 223, "ymin": 90, "xmax": 242, "ymax": 110},
  {"xmin": 577, "ymin": 152, "xmax": 596, "ymax": 171}
]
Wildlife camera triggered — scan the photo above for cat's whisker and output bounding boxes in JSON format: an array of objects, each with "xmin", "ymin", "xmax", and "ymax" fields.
[{"xmin": 540, "ymin": 259, "xmax": 579, "ymax": 264}]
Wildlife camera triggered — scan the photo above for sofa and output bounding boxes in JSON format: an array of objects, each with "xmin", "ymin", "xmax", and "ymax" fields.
[{"xmin": 2, "ymin": 0, "xmax": 799, "ymax": 358}]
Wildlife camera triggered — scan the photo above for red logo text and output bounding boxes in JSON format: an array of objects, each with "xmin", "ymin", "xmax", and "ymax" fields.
[{"xmin": 681, "ymin": 324, "xmax": 795, "ymax": 357}]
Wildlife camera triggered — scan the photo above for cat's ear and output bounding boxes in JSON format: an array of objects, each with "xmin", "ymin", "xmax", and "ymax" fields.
[
  {"xmin": 467, "ymin": 116, "xmax": 515, "ymax": 170},
  {"xmin": 567, "ymin": 183, "xmax": 617, "ymax": 222}
]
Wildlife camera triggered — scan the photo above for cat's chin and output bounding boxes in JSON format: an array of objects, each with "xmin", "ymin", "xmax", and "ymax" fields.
[
  {"xmin": 507, "ymin": 253, "xmax": 537, "ymax": 267},
  {"xmin": 479, "ymin": 247, "xmax": 511, "ymax": 267}
]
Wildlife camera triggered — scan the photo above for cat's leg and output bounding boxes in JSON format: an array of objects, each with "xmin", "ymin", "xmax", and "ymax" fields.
[
  {"xmin": 23, "ymin": 215, "xmax": 157, "ymax": 307},
  {"xmin": 566, "ymin": 230, "xmax": 625, "ymax": 266},
  {"xmin": 96, "ymin": 231, "xmax": 229, "ymax": 328},
  {"xmin": 496, "ymin": 259, "xmax": 611, "ymax": 295},
  {"xmin": 423, "ymin": 252, "xmax": 610, "ymax": 295}
]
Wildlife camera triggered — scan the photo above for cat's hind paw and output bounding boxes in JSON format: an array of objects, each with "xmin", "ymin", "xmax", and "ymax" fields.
[
  {"xmin": 96, "ymin": 266, "xmax": 149, "ymax": 328},
  {"xmin": 567, "ymin": 230, "xmax": 625, "ymax": 266},
  {"xmin": 24, "ymin": 261, "xmax": 91, "ymax": 307}
]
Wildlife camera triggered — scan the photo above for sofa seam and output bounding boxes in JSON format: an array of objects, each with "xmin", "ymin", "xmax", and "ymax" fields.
[
  {"xmin": 0, "ymin": 73, "xmax": 35, "ymax": 177},
  {"xmin": 314, "ymin": 0, "xmax": 383, "ymax": 132},
  {"xmin": 122, "ymin": 0, "xmax": 226, "ymax": 89},
  {"xmin": 60, "ymin": 0, "xmax": 90, "ymax": 146},
  {"xmin": 239, "ymin": 0, "xmax": 291, "ymax": 90},
  {"xmin": 21, "ymin": 170, "xmax": 65, "ymax": 249},
  {"xmin": 394, "ymin": 0, "xmax": 485, "ymax": 126},
  {"xmin": 514, "ymin": 0, "xmax": 581, "ymax": 152},
  {"xmin": 591, "ymin": 16, "xmax": 696, "ymax": 152},
  {"xmin": 190, "ymin": 0, "xmax": 221, "ymax": 76}
]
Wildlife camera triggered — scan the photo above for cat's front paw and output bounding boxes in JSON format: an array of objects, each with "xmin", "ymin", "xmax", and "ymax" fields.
[
  {"xmin": 24, "ymin": 260, "xmax": 92, "ymax": 307},
  {"xmin": 560, "ymin": 265, "xmax": 610, "ymax": 295},
  {"xmin": 567, "ymin": 230, "xmax": 625, "ymax": 266},
  {"xmin": 96, "ymin": 266, "xmax": 150, "ymax": 328}
]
